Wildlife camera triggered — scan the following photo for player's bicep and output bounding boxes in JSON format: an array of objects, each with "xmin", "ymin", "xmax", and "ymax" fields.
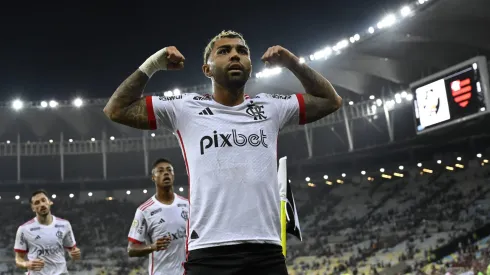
[
  {"xmin": 110, "ymin": 97, "xmax": 151, "ymax": 130},
  {"xmin": 302, "ymin": 93, "xmax": 341, "ymax": 124}
]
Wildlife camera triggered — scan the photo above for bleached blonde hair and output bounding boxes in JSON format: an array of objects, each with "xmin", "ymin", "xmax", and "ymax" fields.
[{"xmin": 203, "ymin": 30, "xmax": 248, "ymax": 64}]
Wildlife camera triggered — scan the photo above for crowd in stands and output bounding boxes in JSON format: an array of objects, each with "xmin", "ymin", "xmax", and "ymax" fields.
[{"xmin": 0, "ymin": 160, "xmax": 489, "ymax": 275}]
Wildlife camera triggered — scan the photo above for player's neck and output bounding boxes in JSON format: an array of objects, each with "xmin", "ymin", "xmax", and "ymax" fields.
[
  {"xmin": 36, "ymin": 213, "xmax": 53, "ymax": 225},
  {"xmin": 155, "ymin": 187, "xmax": 174, "ymax": 205},
  {"xmin": 212, "ymin": 82, "xmax": 245, "ymax": 107}
]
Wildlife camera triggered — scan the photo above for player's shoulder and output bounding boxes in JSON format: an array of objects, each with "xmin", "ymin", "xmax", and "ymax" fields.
[
  {"xmin": 254, "ymin": 93, "xmax": 297, "ymax": 101},
  {"xmin": 53, "ymin": 216, "xmax": 71, "ymax": 227},
  {"xmin": 137, "ymin": 196, "xmax": 156, "ymax": 213},
  {"xmin": 174, "ymin": 194, "xmax": 189, "ymax": 204},
  {"xmin": 19, "ymin": 218, "xmax": 36, "ymax": 229},
  {"xmin": 154, "ymin": 92, "xmax": 204, "ymax": 103}
]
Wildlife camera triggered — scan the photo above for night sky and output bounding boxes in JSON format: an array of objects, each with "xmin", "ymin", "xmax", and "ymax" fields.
[{"xmin": 1, "ymin": 0, "xmax": 407, "ymax": 101}]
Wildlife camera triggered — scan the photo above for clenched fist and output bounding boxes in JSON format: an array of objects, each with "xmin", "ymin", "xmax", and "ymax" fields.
[
  {"xmin": 152, "ymin": 236, "xmax": 172, "ymax": 251},
  {"xmin": 261, "ymin": 45, "xmax": 299, "ymax": 69},
  {"xmin": 27, "ymin": 259, "xmax": 44, "ymax": 271},
  {"xmin": 139, "ymin": 46, "xmax": 185, "ymax": 77},
  {"xmin": 69, "ymin": 247, "xmax": 81, "ymax": 260}
]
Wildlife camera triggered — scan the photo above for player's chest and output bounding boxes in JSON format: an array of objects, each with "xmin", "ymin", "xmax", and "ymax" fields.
[
  {"xmin": 26, "ymin": 226, "xmax": 65, "ymax": 245},
  {"xmin": 147, "ymin": 207, "xmax": 188, "ymax": 232}
]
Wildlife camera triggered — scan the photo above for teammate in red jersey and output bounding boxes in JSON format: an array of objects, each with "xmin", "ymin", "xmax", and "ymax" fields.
[
  {"xmin": 104, "ymin": 30, "xmax": 341, "ymax": 274},
  {"xmin": 127, "ymin": 158, "xmax": 189, "ymax": 275},
  {"xmin": 14, "ymin": 190, "xmax": 81, "ymax": 275}
]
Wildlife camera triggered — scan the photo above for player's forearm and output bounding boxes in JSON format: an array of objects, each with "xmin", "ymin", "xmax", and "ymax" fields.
[
  {"xmin": 127, "ymin": 243, "xmax": 155, "ymax": 257},
  {"xmin": 287, "ymin": 61, "xmax": 342, "ymax": 106},
  {"xmin": 103, "ymin": 69, "xmax": 149, "ymax": 121},
  {"xmin": 15, "ymin": 257, "xmax": 28, "ymax": 269}
]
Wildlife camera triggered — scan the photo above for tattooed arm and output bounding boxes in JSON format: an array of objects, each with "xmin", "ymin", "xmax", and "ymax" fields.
[
  {"xmin": 288, "ymin": 62, "xmax": 342, "ymax": 123},
  {"xmin": 103, "ymin": 70, "xmax": 151, "ymax": 129}
]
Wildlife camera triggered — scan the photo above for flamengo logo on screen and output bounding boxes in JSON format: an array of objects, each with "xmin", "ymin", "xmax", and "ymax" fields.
[{"xmin": 199, "ymin": 129, "xmax": 268, "ymax": 155}]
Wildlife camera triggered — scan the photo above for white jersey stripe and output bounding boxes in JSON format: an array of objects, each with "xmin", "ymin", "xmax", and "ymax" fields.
[{"xmin": 176, "ymin": 130, "xmax": 191, "ymax": 258}]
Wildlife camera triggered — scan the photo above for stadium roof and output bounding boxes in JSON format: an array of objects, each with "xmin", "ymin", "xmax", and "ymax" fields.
[{"xmin": 1, "ymin": 0, "xmax": 489, "ymax": 140}]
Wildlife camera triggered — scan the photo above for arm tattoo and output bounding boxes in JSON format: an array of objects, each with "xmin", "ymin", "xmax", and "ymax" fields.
[
  {"xmin": 288, "ymin": 62, "xmax": 342, "ymax": 123},
  {"xmin": 103, "ymin": 70, "xmax": 151, "ymax": 129}
]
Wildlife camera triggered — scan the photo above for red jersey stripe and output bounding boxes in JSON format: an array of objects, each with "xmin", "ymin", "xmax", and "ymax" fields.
[
  {"xmin": 145, "ymin": 96, "xmax": 157, "ymax": 130},
  {"xmin": 295, "ymin": 94, "xmax": 306, "ymax": 125},
  {"xmin": 128, "ymin": 237, "xmax": 143, "ymax": 244}
]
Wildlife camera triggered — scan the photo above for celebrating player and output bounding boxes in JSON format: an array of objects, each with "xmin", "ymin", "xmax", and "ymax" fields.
[
  {"xmin": 14, "ymin": 189, "xmax": 81, "ymax": 274},
  {"xmin": 104, "ymin": 30, "xmax": 341, "ymax": 274},
  {"xmin": 127, "ymin": 158, "xmax": 189, "ymax": 275}
]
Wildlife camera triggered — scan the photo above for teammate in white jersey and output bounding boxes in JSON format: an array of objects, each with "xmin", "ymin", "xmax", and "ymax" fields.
[
  {"xmin": 14, "ymin": 190, "xmax": 81, "ymax": 275},
  {"xmin": 127, "ymin": 158, "xmax": 189, "ymax": 275},
  {"xmin": 104, "ymin": 30, "xmax": 341, "ymax": 274}
]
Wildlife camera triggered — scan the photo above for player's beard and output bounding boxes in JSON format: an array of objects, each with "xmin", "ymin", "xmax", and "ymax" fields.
[
  {"xmin": 214, "ymin": 67, "xmax": 250, "ymax": 93},
  {"xmin": 37, "ymin": 206, "xmax": 50, "ymax": 217}
]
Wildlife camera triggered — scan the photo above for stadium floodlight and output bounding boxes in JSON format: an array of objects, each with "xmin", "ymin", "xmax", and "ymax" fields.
[
  {"xmin": 349, "ymin": 101, "xmax": 354, "ymax": 105},
  {"xmin": 110, "ymin": 136, "xmax": 115, "ymax": 141},
  {"xmin": 151, "ymin": 133, "xmax": 156, "ymax": 137},
  {"xmin": 126, "ymin": 190, "xmax": 131, "ymax": 195},
  {"xmin": 477, "ymin": 153, "xmax": 482, "ymax": 158},
  {"xmin": 305, "ymin": 177, "xmax": 310, "ymax": 182},
  {"xmin": 368, "ymin": 27, "xmax": 375, "ymax": 34},
  {"xmin": 400, "ymin": 6, "xmax": 412, "ymax": 17},
  {"xmin": 333, "ymin": 39, "xmax": 349, "ymax": 51},
  {"xmin": 143, "ymin": 189, "xmax": 147, "ymax": 194},
  {"xmin": 401, "ymin": 91, "xmax": 407, "ymax": 98},
  {"xmin": 49, "ymin": 139, "xmax": 53, "ymax": 143},
  {"xmin": 323, "ymin": 175, "xmax": 328, "ymax": 180},
  {"xmin": 349, "ymin": 37, "xmax": 355, "ymax": 43},
  {"xmin": 380, "ymin": 168, "xmax": 385, "ymax": 172},
  {"xmin": 49, "ymin": 100, "xmax": 58, "ymax": 108},
  {"xmin": 361, "ymin": 171, "xmax": 366, "ymax": 175},
  {"xmin": 52, "ymin": 194, "xmax": 56, "ymax": 199},
  {"xmin": 418, "ymin": 0, "xmax": 426, "ymax": 4},
  {"xmin": 341, "ymin": 173, "xmax": 346, "ymax": 177},
  {"xmin": 164, "ymin": 91, "xmax": 173, "ymax": 97},
  {"xmin": 457, "ymin": 157, "xmax": 462, "ymax": 161},
  {"xmin": 173, "ymin": 89, "xmax": 181, "ymax": 96},
  {"xmin": 437, "ymin": 160, "xmax": 442, "ymax": 164},
  {"xmin": 353, "ymin": 34, "xmax": 360, "ymax": 41},
  {"xmin": 6, "ymin": 140, "xmax": 10, "ymax": 144},
  {"xmin": 90, "ymin": 138, "xmax": 95, "ymax": 142},
  {"xmin": 69, "ymin": 193, "xmax": 74, "ymax": 198},
  {"xmin": 481, "ymin": 107, "xmax": 486, "ymax": 112},
  {"xmin": 12, "ymin": 99, "xmax": 23, "ymax": 110},
  {"xmin": 15, "ymin": 195, "xmax": 20, "ymax": 200},
  {"xmin": 417, "ymin": 163, "xmax": 422, "ymax": 167},
  {"xmin": 406, "ymin": 94, "xmax": 414, "ymax": 101},
  {"xmin": 256, "ymin": 67, "xmax": 282, "ymax": 79},
  {"xmin": 179, "ymin": 187, "xmax": 184, "ymax": 192},
  {"xmin": 399, "ymin": 165, "xmax": 404, "ymax": 170},
  {"xmin": 40, "ymin": 101, "xmax": 48, "ymax": 108},
  {"xmin": 73, "ymin": 98, "xmax": 83, "ymax": 107},
  {"xmin": 377, "ymin": 14, "xmax": 397, "ymax": 29},
  {"xmin": 88, "ymin": 192, "xmax": 93, "ymax": 197},
  {"xmin": 369, "ymin": 95, "xmax": 375, "ymax": 100},
  {"xmin": 299, "ymin": 57, "xmax": 305, "ymax": 64},
  {"xmin": 68, "ymin": 139, "xmax": 73, "ymax": 143},
  {"xmin": 376, "ymin": 99, "xmax": 383, "ymax": 106},
  {"xmin": 395, "ymin": 97, "xmax": 402, "ymax": 104}
]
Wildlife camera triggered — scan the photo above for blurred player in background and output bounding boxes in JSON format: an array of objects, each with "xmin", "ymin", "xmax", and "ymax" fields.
[
  {"xmin": 14, "ymin": 189, "xmax": 81, "ymax": 274},
  {"xmin": 127, "ymin": 158, "xmax": 189, "ymax": 275},
  {"xmin": 105, "ymin": 30, "xmax": 341, "ymax": 274}
]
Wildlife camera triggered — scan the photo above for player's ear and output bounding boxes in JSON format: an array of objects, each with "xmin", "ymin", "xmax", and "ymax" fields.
[{"xmin": 202, "ymin": 64, "xmax": 212, "ymax": 78}]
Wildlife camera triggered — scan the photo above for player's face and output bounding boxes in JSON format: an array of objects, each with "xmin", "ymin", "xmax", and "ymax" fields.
[
  {"xmin": 152, "ymin": 162, "xmax": 175, "ymax": 189},
  {"xmin": 31, "ymin": 193, "xmax": 52, "ymax": 217},
  {"xmin": 203, "ymin": 37, "xmax": 252, "ymax": 92}
]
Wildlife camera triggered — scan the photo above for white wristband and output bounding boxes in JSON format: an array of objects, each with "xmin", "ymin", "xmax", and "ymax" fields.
[{"xmin": 139, "ymin": 48, "xmax": 169, "ymax": 78}]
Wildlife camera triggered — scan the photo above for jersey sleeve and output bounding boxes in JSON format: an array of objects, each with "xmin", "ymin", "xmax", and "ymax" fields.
[
  {"xmin": 63, "ymin": 222, "xmax": 77, "ymax": 249},
  {"xmin": 263, "ymin": 93, "xmax": 306, "ymax": 129},
  {"xmin": 145, "ymin": 94, "xmax": 189, "ymax": 131},
  {"xmin": 128, "ymin": 209, "xmax": 148, "ymax": 244},
  {"xmin": 14, "ymin": 227, "xmax": 28, "ymax": 253}
]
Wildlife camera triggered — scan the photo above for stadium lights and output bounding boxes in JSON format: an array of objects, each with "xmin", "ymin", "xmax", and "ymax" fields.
[
  {"xmin": 69, "ymin": 193, "xmax": 74, "ymax": 198},
  {"xmin": 369, "ymin": 95, "xmax": 375, "ymax": 100},
  {"xmin": 106, "ymin": 197, "xmax": 113, "ymax": 201},
  {"xmin": 323, "ymin": 175, "xmax": 328, "ymax": 180},
  {"xmin": 406, "ymin": 94, "xmax": 414, "ymax": 101},
  {"xmin": 417, "ymin": 162, "xmax": 422, "ymax": 167},
  {"xmin": 379, "ymin": 168, "xmax": 385, "ymax": 172},
  {"xmin": 151, "ymin": 133, "xmax": 156, "ymax": 137},
  {"xmin": 368, "ymin": 27, "xmax": 375, "ymax": 34},
  {"xmin": 326, "ymin": 181, "xmax": 332, "ymax": 185},
  {"xmin": 110, "ymin": 136, "xmax": 115, "ymax": 141},
  {"xmin": 336, "ymin": 179, "xmax": 344, "ymax": 184},
  {"xmin": 91, "ymin": 138, "xmax": 95, "ymax": 142},
  {"xmin": 40, "ymin": 101, "xmax": 48, "ymax": 108},
  {"xmin": 288, "ymin": 179, "xmax": 291, "ymax": 183},
  {"xmin": 477, "ymin": 153, "xmax": 482, "ymax": 158},
  {"xmin": 393, "ymin": 172, "xmax": 404, "ymax": 178},
  {"xmin": 341, "ymin": 173, "xmax": 346, "ymax": 177},
  {"xmin": 437, "ymin": 160, "xmax": 442, "ymax": 164},
  {"xmin": 299, "ymin": 57, "xmax": 305, "ymax": 64},
  {"xmin": 12, "ymin": 99, "xmax": 23, "ymax": 110},
  {"xmin": 73, "ymin": 98, "xmax": 83, "ymax": 107},
  {"xmin": 179, "ymin": 187, "xmax": 184, "ymax": 192},
  {"xmin": 422, "ymin": 168, "xmax": 433, "ymax": 174},
  {"xmin": 307, "ymin": 182, "xmax": 316, "ymax": 187},
  {"xmin": 126, "ymin": 190, "xmax": 131, "ymax": 195},
  {"xmin": 367, "ymin": 177, "xmax": 374, "ymax": 182},
  {"xmin": 455, "ymin": 164, "xmax": 464, "ymax": 169},
  {"xmin": 399, "ymin": 165, "xmax": 404, "ymax": 170},
  {"xmin": 484, "ymin": 159, "xmax": 489, "ymax": 164},
  {"xmin": 400, "ymin": 6, "xmax": 412, "ymax": 17},
  {"xmin": 49, "ymin": 139, "xmax": 53, "ymax": 143},
  {"xmin": 446, "ymin": 166, "xmax": 454, "ymax": 171},
  {"xmin": 49, "ymin": 100, "xmax": 58, "ymax": 108},
  {"xmin": 51, "ymin": 194, "xmax": 56, "ymax": 199},
  {"xmin": 376, "ymin": 99, "xmax": 383, "ymax": 106},
  {"xmin": 256, "ymin": 67, "xmax": 282, "ymax": 79},
  {"xmin": 68, "ymin": 139, "xmax": 73, "ymax": 143},
  {"xmin": 143, "ymin": 189, "xmax": 147, "ymax": 194},
  {"xmin": 88, "ymin": 192, "xmax": 93, "ymax": 197},
  {"xmin": 15, "ymin": 195, "xmax": 20, "ymax": 200},
  {"xmin": 349, "ymin": 101, "xmax": 354, "ymax": 105},
  {"xmin": 6, "ymin": 140, "xmax": 10, "ymax": 144},
  {"xmin": 361, "ymin": 170, "xmax": 366, "ymax": 175},
  {"xmin": 305, "ymin": 177, "xmax": 311, "ymax": 182},
  {"xmin": 377, "ymin": 14, "xmax": 397, "ymax": 30},
  {"xmin": 381, "ymin": 174, "xmax": 392, "ymax": 179},
  {"xmin": 173, "ymin": 89, "xmax": 181, "ymax": 96},
  {"xmin": 457, "ymin": 157, "xmax": 462, "ymax": 161}
]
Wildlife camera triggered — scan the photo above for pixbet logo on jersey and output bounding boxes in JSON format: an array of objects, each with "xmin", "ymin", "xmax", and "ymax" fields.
[{"xmin": 199, "ymin": 129, "xmax": 268, "ymax": 155}]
